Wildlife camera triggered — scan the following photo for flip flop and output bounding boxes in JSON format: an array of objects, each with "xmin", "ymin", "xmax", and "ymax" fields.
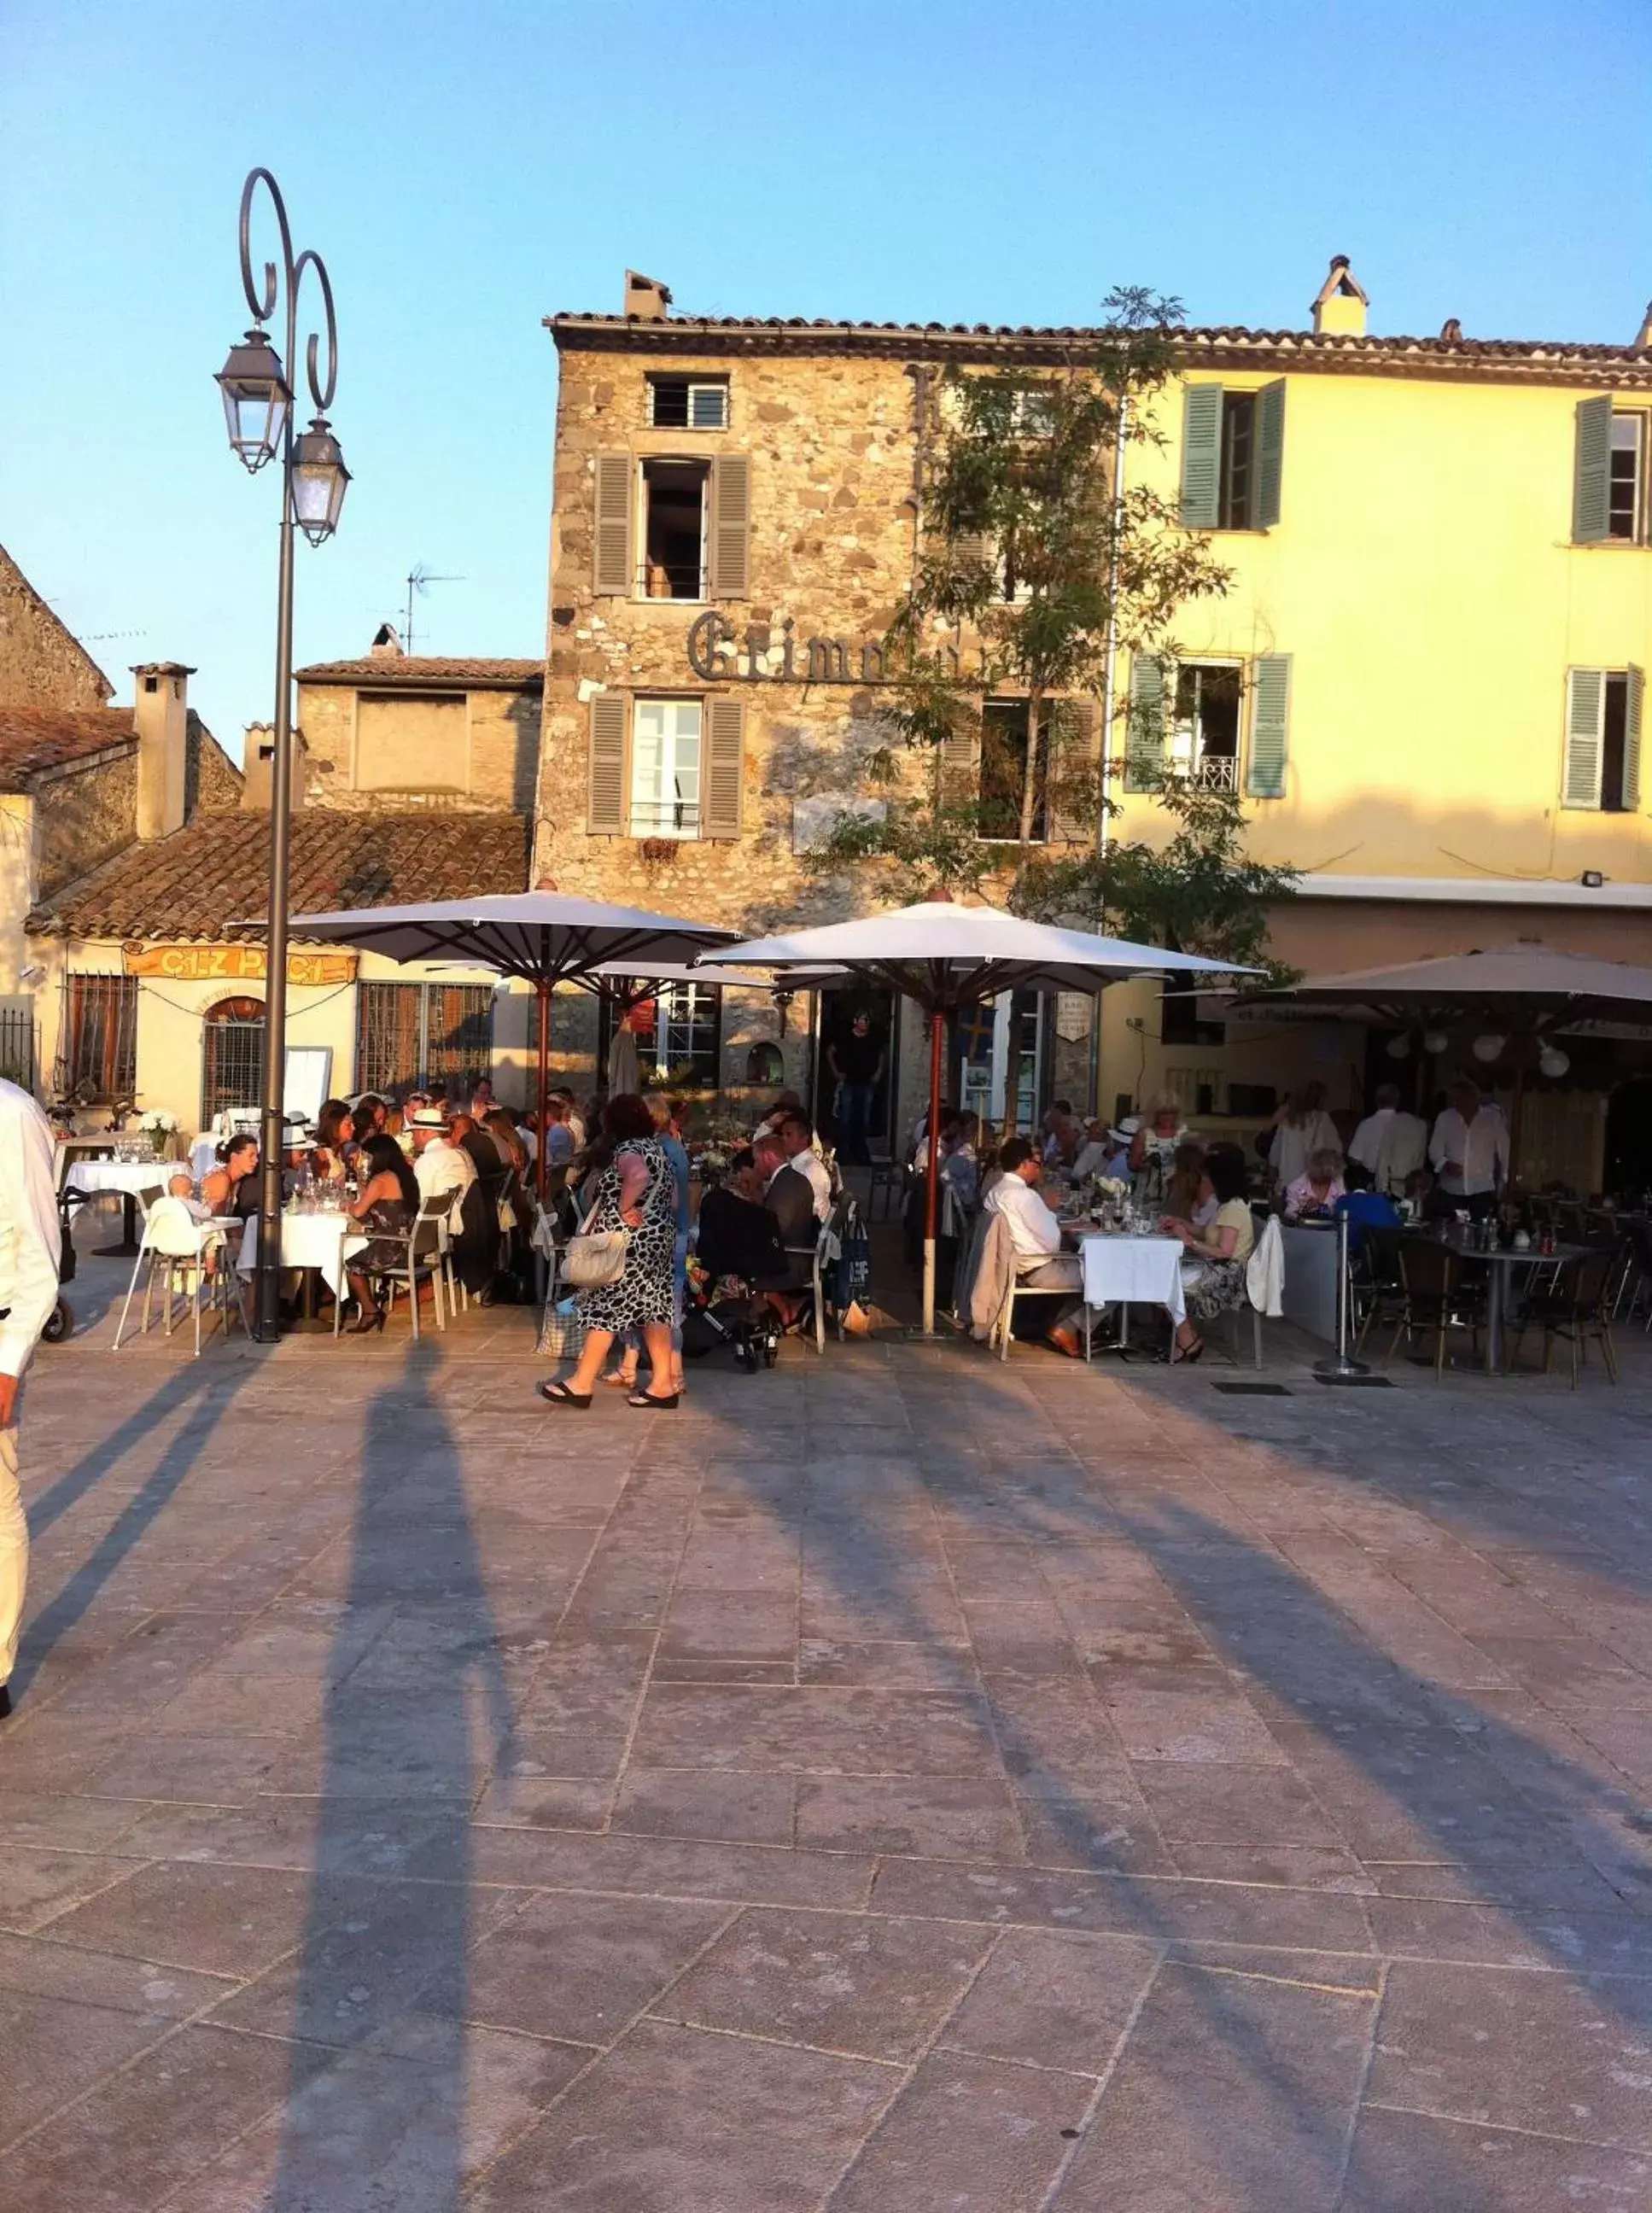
[{"xmin": 539, "ymin": 1380, "xmax": 593, "ymax": 1408}]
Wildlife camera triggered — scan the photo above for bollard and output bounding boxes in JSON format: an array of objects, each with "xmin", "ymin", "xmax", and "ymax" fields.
[{"xmin": 1313, "ymin": 1206, "xmax": 1372, "ymax": 1383}]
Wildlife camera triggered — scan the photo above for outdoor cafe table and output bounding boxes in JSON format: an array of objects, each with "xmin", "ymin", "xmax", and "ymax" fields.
[
  {"xmin": 237, "ymin": 1208, "xmax": 367, "ymax": 1319},
  {"xmin": 61, "ymin": 1155, "xmax": 171, "ymax": 1257},
  {"xmin": 1063, "ymin": 1226, "xmax": 1186, "ymax": 1358},
  {"xmin": 1402, "ymin": 1229, "xmax": 1590, "ymax": 1375}
]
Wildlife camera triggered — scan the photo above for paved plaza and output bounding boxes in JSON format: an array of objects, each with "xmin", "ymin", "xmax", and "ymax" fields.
[{"xmin": 3, "ymin": 1249, "xmax": 1652, "ymax": 2208}]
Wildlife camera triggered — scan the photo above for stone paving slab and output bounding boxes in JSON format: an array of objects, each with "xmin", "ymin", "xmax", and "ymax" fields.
[{"xmin": 3, "ymin": 1248, "xmax": 1652, "ymax": 2204}]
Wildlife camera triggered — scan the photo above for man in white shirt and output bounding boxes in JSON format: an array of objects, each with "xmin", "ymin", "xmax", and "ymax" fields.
[
  {"xmin": 410, "ymin": 1106, "xmax": 476, "ymax": 1233},
  {"xmin": 1429, "ymin": 1078, "xmax": 1510, "ymax": 1212},
  {"xmin": 984, "ymin": 1137, "xmax": 1085, "ymax": 1355},
  {"xmin": 0, "ymin": 1077, "xmax": 62, "ymax": 1715},
  {"xmin": 1349, "ymin": 1083, "xmax": 1428, "ymax": 1197},
  {"xmin": 779, "ymin": 1111, "xmax": 832, "ymax": 1223}
]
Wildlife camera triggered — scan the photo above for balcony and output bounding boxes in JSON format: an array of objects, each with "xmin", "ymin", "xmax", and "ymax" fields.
[
  {"xmin": 1189, "ymin": 752, "xmax": 1240, "ymax": 793},
  {"xmin": 628, "ymin": 798, "xmax": 701, "ymax": 839}
]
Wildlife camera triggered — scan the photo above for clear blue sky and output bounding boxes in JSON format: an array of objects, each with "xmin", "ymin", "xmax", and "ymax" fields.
[{"xmin": 3, "ymin": 0, "xmax": 1648, "ymax": 756}]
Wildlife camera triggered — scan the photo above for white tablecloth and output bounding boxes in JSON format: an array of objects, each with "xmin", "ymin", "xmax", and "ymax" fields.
[
  {"xmin": 1075, "ymin": 1232, "xmax": 1187, "ymax": 1325},
  {"xmin": 237, "ymin": 1212, "xmax": 366, "ymax": 1297},
  {"xmin": 61, "ymin": 1158, "xmax": 172, "ymax": 1201}
]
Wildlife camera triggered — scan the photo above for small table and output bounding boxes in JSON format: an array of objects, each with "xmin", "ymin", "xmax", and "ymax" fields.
[
  {"xmin": 1065, "ymin": 1227, "xmax": 1187, "ymax": 1358},
  {"xmin": 1404, "ymin": 1232, "xmax": 1586, "ymax": 1374},
  {"xmin": 237, "ymin": 1211, "xmax": 368, "ymax": 1325},
  {"xmin": 64, "ymin": 1157, "xmax": 172, "ymax": 1257}
]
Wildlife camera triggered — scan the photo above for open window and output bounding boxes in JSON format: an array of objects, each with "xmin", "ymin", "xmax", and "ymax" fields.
[
  {"xmin": 1573, "ymin": 400, "xmax": 1649, "ymax": 545},
  {"xmin": 1564, "ymin": 667, "xmax": 1644, "ymax": 811},
  {"xmin": 1180, "ymin": 381, "xmax": 1286, "ymax": 530},
  {"xmin": 640, "ymin": 460, "xmax": 709, "ymax": 599},
  {"xmin": 978, "ymin": 699, "xmax": 1050, "ymax": 842},
  {"xmin": 1170, "ymin": 662, "xmax": 1242, "ymax": 790},
  {"xmin": 647, "ymin": 376, "xmax": 728, "ymax": 429}
]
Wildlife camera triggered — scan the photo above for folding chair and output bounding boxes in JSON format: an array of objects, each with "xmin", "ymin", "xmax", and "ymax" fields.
[{"xmin": 112, "ymin": 1197, "xmax": 237, "ymax": 1358}]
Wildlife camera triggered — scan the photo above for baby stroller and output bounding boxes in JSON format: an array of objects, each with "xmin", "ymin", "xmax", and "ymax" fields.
[
  {"xmin": 43, "ymin": 1182, "xmax": 81, "ymax": 1343},
  {"xmin": 680, "ymin": 1258, "xmax": 782, "ymax": 1374}
]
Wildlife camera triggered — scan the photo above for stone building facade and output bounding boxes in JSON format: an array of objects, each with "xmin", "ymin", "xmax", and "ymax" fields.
[
  {"xmin": 537, "ymin": 283, "xmax": 1105, "ymax": 1137},
  {"xmin": 0, "ymin": 541, "xmax": 114, "ymax": 712}
]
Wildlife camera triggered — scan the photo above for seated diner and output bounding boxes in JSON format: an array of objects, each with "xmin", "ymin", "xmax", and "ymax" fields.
[{"xmin": 1159, "ymin": 1142, "xmax": 1256, "ymax": 1363}]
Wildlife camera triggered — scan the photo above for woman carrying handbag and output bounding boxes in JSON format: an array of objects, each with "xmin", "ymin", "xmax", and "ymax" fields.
[{"xmin": 539, "ymin": 1094, "xmax": 680, "ymax": 1410}]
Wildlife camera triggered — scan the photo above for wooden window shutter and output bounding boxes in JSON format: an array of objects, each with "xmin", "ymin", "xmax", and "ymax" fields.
[
  {"xmin": 1254, "ymin": 380, "xmax": 1287, "ymax": 529},
  {"xmin": 1562, "ymin": 668, "xmax": 1604, "ymax": 809},
  {"xmin": 587, "ymin": 692, "xmax": 628, "ymax": 833},
  {"xmin": 707, "ymin": 454, "xmax": 751, "ymax": 597},
  {"xmin": 702, "ymin": 697, "xmax": 744, "ymax": 838},
  {"xmin": 1573, "ymin": 398, "xmax": 1613, "ymax": 544},
  {"xmin": 1625, "ymin": 665, "xmax": 1644, "ymax": 812},
  {"xmin": 1048, "ymin": 700, "xmax": 1096, "ymax": 843},
  {"xmin": 593, "ymin": 453, "xmax": 633, "ymax": 594},
  {"xmin": 939, "ymin": 710, "xmax": 982, "ymax": 809},
  {"xmin": 1179, "ymin": 385, "xmax": 1223, "ymax": 528},
  {"xmin": 1124, "ymin": 653, "xmax": 1168, "ymax": 791},
  {"xmin": 1246, "ymin": 654, "xmax": 1292, "ymax": 798}
]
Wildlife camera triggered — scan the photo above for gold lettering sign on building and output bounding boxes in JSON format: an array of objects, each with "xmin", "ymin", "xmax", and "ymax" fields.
[{"xmin": 120, "ymin": 943, "xmax": 359, "ymax": 987}]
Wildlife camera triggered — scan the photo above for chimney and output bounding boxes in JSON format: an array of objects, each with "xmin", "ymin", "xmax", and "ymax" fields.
[
  {"xmin": 1636, "ymin": 300, "xmax": 1652, "ymax": 352},
  {"xmin": 370, "ymin": 622, "xmax": 405, "ymax": 657},
  {"xmin": 625, "ymin": 269, "xmax": 672, "ymax": 322},
  {"xmin": 131, "ymin": 662, "xmax": 194, "ymax": 838},
  {"xmin": 239, "ymin": 722, "xmax": 308, "ymax": 813},
  {"xmin": 1311, "ymin": 254, "xmax": 1369, "ymax": 337}
]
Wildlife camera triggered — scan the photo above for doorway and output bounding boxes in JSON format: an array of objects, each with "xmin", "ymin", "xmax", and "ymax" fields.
[{"xmin": 814, "ymin": 986, "xmax": 898, "ymax": 1161}]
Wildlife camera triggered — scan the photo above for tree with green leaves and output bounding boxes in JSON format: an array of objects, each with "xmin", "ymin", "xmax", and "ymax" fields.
[{"xmin": 808, "ymin": 286, "xmax": 1229, "ymax": 891}]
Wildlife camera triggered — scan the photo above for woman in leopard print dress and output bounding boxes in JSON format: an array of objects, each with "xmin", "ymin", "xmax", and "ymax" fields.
[{"xmin": 540, "ymin": 1094, "xmax": 680, "ymax": 1410}]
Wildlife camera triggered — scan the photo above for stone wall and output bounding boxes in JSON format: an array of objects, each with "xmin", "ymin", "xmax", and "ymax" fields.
[
  {"xmin": 299, "ymin": 683, "xmax": 542, "ymax": 812},
  {"xmin": 0, "ymin": 544, "xmax": 113, "ymax": 709},
  {"xmin": 185, "ymin": 717, "xmax": 244, "ymax": 816},
  {"xmin": 35, "ymin": 755, "xmax": 139, "ymax": 899},
  {"xmin": 537, "ymin": 341, "xmax": 930, "ymax": 934}
]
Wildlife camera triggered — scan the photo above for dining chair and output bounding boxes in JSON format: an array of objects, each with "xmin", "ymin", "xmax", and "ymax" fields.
[
  {"xmin": 1386, "ymin": 1241, "xmax": 1480, "ymax": 1378},
  {"xmin": 372, "ymin": 1202, "xmax": 450, "ymax": 1340},
  {"xmin": 1509, "ymin": 1243, "xmax": 1621, "ymax": 1387},
  {"xmin": 112, "ymin": 1197, "xmax": 237, "ymax": 1358}
]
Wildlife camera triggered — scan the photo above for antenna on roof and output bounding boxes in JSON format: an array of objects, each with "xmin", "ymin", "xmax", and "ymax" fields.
[{"xmin": 402, "ymin": 563, "xmax": 465, "ymax": 655}]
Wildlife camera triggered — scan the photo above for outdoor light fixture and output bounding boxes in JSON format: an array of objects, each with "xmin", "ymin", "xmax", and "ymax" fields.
[
  {"xmin": 1421, "ymin": 1030, "xmax": 1449, "ymax": 1056},
  {"xmin": 218, "ymin": 166, "xmax": 344, "ymax": 1342},
  {"xmin": 1538, "ymin": 1046, "xmax": 1571, "ymax": 1078},
  {"xmin": 291, "ymin": 417, "xmax": 350, "ymax": 544},
  {"xmin": 214, "ymin": 325, "xmax": 292, "ymax": 471},
  {"xmin": 1472, "ymin": 1032, "xmax": 1507, "ymax": 1062}
]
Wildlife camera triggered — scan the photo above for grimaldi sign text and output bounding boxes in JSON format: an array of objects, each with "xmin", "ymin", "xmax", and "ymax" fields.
[{"xmin": 687, "ymin": 610, "xmax": 889, "ymax": 686}]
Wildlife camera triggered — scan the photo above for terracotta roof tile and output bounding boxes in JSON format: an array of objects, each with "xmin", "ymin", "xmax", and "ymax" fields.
[
  {"xmin": 0, "ymin": 706, "xmax": 136, "ymax": 789},
  {"xmin": 32, "ymin": 809, "xmax": 530, "ymax": 942},
  {"xmin": 296, "ymin": 657, "xmax": 544, "ymax": 688}
]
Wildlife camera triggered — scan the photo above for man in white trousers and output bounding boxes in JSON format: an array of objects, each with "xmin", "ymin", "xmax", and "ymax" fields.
[{"xmin": 0, "ymin": 1076, "xmax": 62, "ymax": 1718}]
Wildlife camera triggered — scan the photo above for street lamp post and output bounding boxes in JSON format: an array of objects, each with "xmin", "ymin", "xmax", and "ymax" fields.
[{"xmin": 215, "ymin": 168, "xmax": 348, "ymax": 1340}]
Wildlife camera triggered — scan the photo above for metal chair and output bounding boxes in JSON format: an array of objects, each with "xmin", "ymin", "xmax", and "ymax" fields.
[
  {"xmin": 1510, "ymin": 1243, "xmax": 1621, "ymax": 1386},
  {"xmin": 368, "ymin": 1197, "xmax": 450, "ymax": 1339},
  {"xmin": 1384, "ymin": 1240, "xmax": 1482, "ymax": 1378},
  {"xmin": 784, "ymin": 1205, "xmax": 843, "ymax": 1355},
  {"xmin": 1353, "ymin": 1225, "xmax": 1408, "ymax": 1356},
  {"xmin": 112, "ymin": 1197, "xmax": 238, "ymax": 1358}
]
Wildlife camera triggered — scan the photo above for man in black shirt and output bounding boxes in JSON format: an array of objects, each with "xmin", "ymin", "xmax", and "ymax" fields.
[{"xmin": 826, "ymin": 1010, "xmax": 885, "ymax": 1163}]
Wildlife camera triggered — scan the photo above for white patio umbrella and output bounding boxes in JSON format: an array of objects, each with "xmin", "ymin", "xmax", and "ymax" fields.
[
  {"xmin": 698, "ymin": 895, "xmax": 1257, "ymax": 1332},
  {"xmin": 278, "ymin": 892, "xmax": 737, "ymax": 1193}
]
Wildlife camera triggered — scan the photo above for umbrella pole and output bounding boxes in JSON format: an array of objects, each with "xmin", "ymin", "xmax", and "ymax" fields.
[
  {"xmin": 1509, "ymin": 1051, "xmax": 1526, "ymax": 1188},
  {"xmin": 923, "ymin": 1007, "xmax": 943, "ymax": 1335},
  {"xmin": 535, "ymin": 980, "xmax": 551, "ymax": 1201}
]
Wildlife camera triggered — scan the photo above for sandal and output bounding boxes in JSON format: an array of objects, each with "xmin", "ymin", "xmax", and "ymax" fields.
[
  {"xmin": 539, "ymin": 1380, "xmax": 593, "ymax": 1408},
  {"xmin": 1176, "ymin": 1336, "xmax": 1205, "ymax": 1364},
  {"xmin": 600, "ymin": 1368, "xmax": 639, "ymax": 1389},
  {"xmin": 626, "ymin": 1390, "xmax": 680, "ymax": 1410}
]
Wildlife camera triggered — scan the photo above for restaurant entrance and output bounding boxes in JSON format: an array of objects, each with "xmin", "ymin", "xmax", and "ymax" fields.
[{"xmin": 814, "ymin": 985, "xmax": 898, "ymax": 1162}]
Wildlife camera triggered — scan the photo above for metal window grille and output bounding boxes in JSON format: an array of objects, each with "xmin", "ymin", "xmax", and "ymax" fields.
[
  {"xmin": 64, "ymin": 974, "xmax": 136, "ymax": 1099},
  {"xmin": 201, "ymin": 997, "xmax": 267, "ymax": 1126},
  {"xmin": 355, "ymin": 981, "xmax": 493, "ymax": 1095}
]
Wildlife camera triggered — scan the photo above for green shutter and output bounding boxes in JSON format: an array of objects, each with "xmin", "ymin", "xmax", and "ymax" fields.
[
  {"xmin": 1254, "ymin": 380, "xmax": 1287, "ymax": 528},
  {"xmin": 1573, "ymin": 398, "xmax": 1612, "ymax": 544},
  {"xmin": 1047, "ymin": 700, "xmax": 1095, "ymax": 843},
  {"xmin": 1562, "ymin": 668, "xmax": 1604, "ymax": 809},
  {"xmin": 587, "ymin": 692, "xmax": 627, "ymax": 832},
  {"xmin": 1246, "ymin": 654, "xmax": 1291, "ymax": 798},
  {"xmin": 593, "ymin": 453, "xmax": 633, "ymax": 594},
  {"xmin": 702, "ymin": 696, "xmax": 744, "ymax": 838},
  {"xmin": 1125, "ymin": 652, "xmax": 1168, "ymax": 792},
  {"xmin": 1626, "ymin": 665, "xmax": 1644, "ymax": 812},
  {"xmin": 1179, "ymin": 385, "xmax": 1222, "ymax": 528}
]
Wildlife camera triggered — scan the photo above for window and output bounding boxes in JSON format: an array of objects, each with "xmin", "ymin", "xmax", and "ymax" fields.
[
  {"xmin": 647, "ymin": 377, "xmax": 728, "ymax": 430},
  {"xmin": 1563, "ymin": 666, "xmax": 1644, "ymax": 812},
  {"xmin": 355, "ymin": 981, "xmax": 493, "ymax": 1094},
  {"xmin": 201, "ymin": 996, "xmax": 266, "ymax": 1126},
  {"xmin": 630, "ymin": 698, "xmax": 703, "ymax": 837},
  {"xmin": 1179, "ymin": 380, "xmax": 1286, "ymax": 531},
  {"xmin": 978, "ymin": 700, "xmax": 1050, "ymax": 841},
  {"xmin": 64, "ymin": 974, "xmax": 136, "ymax": 1100},
  {"xmin": 640, "ymin": 459, "xmax": 709, "ymax": 598},
  {"xmin": 1170, "ymin": 663, "xmax": 1243, "ymax": 791},
  {"xmin": 649, "ymin": 981, "xmax": 721, "ymax": 1087},
  {"xmin": 1610, "ymin": 413, "xmax": 1645, "ymax": 542}
]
